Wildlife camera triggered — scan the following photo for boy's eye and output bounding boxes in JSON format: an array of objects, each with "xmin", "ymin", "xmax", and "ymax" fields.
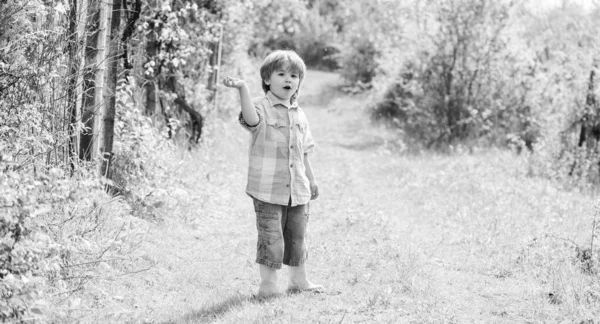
[{"xmin": 291, "ymin": 75, "xmax": 298, "ymax": 78}]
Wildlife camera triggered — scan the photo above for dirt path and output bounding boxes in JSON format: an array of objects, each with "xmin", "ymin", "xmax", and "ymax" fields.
[{"xmin": 89, "ymin": 71, "xmax": 594, "ymax": 323}]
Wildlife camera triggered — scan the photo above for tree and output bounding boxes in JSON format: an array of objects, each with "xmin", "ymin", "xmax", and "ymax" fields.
[
  {"xmin": 80, "ymin": 0, "xmax": 103, "ymax": 160},
  {"xmin": 100, "ymin": 0, "xmax": 123, "ymax": 179},
  {"xmin": 139, "ymin": 0, "xmax": 224, "ymax": 143},
  {"xmin": 523, "ymin": 3, "xmax": 600, "ymax": 182},
  {"xmin": 371, "ymin": 0, "xmax": 517, "ymax": 148},
  {"xmin": 67, "ymin": 0, "xmax": 88, "ymax": 172}
]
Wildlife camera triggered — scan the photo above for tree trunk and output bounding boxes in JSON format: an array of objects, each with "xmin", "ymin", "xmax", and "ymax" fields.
[
  {"xmin": 166, "ymin": 75, "xmax": 204, "ymax": 143},
  {"xmin": 92, "ymin": 0, "xmax": 111, "ymax": 164},
  {"xmin": 66, "ymin": 0, "xmax": 89, "ymax": 169},
  {"xmin": 67, "ymin": 0, "xmax": 81, "ymax": 171},
  {"xmin": 80, "ymin": 0, "xmax": 99, "ymax": 160},
  {"xmin": 100, "ymin": 0, "xmax": 121, "ymax": 179},
  {"xmin": 208, "ymin": 25, "xmax": 224, "ymax": 110},
  {"xmin": 145, "ymin": 30, "xmax": 158, "ymax": 117},
  {"xmin": 206, "ymin": 42, "xmax": 218, "ymax": 98},
  {"xmin": 577, "ymin": 70, "xmax": 598, "ymax": 148},
  {"xmin": 571, "ymin": 69, "xmax": 599, "ymax": 176},
  {"xmin": 121, "ymin": 0, "xmax": 141, "ymax": 79}
]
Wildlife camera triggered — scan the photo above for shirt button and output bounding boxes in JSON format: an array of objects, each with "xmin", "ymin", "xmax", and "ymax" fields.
[
  {"xmin": 290, "ymin": 164, "xmax": 293, "ymax": 168},
  {"xmin": 286, "ymin": 184, "xmax": 290, "ymax": 187},
  {"xmin": 290, "ymin": 145, "xmax": 294, "ymax": 149}
]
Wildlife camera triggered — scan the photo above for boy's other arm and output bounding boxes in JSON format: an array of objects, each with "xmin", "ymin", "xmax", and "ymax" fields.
[
  {"xmin": 304, "ymin": 153, "xmax": 319, "ymax": 200},
  {"xmin": 223, "ymin": 76, "xmax": 259, "ymax": 126}
]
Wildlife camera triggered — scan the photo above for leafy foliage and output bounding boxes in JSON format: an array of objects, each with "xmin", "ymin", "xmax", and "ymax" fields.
[
  {"xmin": 0, "ymin": 154, "xmax": 151, "ymax": 321},
  {"xmin": 336, "ymin": 0, "xmax": 405, "ymax": 86},
  {"xmin": 0, "ymin": 0, "xmax": 72, "ymax": 168},
  {"xmin": 0, "ymin": 165, "xmax": 64, "ymax": 320},
  {"xmin": 523, "ymin": 4, "xmax": 600, "ymax": 186},
  {"xmin": 111, "ymin": 79, "xmax": 172, "ymax": 197},
  {"xmin": 372, "ymin": 0, "xmax": 517, "ymax": 148},
  {"xmin": 248, "ymin": 0, "xmax": 340, "ymax": 70}
]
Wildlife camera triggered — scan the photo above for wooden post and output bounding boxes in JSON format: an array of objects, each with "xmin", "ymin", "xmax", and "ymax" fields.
[
  {"xmin": 74, "ymin": 0, "xmax": 88, "ymax": 157},
  {"xmin": 67, "ymin": 0, "xmax": 88, "ymax": 171},
  {"xmin": 92, "ymin": 0, "xmax": 111, "ymax": 166},
  {"xmin": 100, "ymin": 0, "xmax": 121, "ymax": 180}
]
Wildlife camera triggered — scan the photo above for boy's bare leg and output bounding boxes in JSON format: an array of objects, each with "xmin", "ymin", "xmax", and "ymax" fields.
[
  {"xmin": 258, "ymin": 264, "xmax": 279, "ymax": 296},
  {"xmin": 288, "ymin": 264, "xmax": 324, "ymax": 292}
]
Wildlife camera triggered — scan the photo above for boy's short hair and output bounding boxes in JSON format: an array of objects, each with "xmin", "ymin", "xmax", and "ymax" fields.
[{"xmin": 260, "ymin": 50, "xmax": 306, "ymax": 103}]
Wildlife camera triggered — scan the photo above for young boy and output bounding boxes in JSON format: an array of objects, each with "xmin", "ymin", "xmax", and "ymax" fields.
[{"xmin": 223, "ymin": 50, "xmax": 324, "ymax": 296}]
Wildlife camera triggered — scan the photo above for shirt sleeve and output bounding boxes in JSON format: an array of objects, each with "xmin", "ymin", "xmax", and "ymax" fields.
[
  {"xmin": 303, "ymin": 121, "xmax": 316, "ymax": 154},
  {"xmin": 238, "ymin": 108, "xmax": 263, "ymax": 132}
]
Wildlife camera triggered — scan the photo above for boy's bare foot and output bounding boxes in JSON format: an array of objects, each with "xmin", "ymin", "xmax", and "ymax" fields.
[
  {"xmin": 258, "ymin": 281, "xmax": 280, "ymax": 296},
  {"xmin": 287, "ymin": 281, "xmax": 324, "ymax": 293},
  {"xmin": 287, "ymin": 264, "xmax": 325, "ymax": 293},
  {"xmin": 258, "ymin": 265, "xmax": 280, "ymax": 296}
]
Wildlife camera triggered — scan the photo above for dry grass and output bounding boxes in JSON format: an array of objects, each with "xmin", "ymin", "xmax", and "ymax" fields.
[{"xmin": 67, "ymin": 71, "xmax": 600, "ymax": 323}]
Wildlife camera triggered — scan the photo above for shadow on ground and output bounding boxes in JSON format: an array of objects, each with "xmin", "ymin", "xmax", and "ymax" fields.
[{"xmin": 162, "ymin": 293, "xmax": 283, "ymax": 324}]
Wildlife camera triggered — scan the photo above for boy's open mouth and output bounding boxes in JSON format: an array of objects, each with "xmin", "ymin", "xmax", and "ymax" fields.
[{"xmin": 284, "ymin": 86, "xmax": 291, "ymax": 90}]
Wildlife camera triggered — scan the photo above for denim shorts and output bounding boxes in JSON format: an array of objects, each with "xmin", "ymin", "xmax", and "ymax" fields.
[{"xmin": 253, "ymin": 198, "xmax": 309, "ymax": 269}]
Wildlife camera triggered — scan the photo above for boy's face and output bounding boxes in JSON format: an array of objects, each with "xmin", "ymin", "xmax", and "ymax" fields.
[{"xmin": 264, "ymin": 61, "xmax": 300, "ymax": 103}]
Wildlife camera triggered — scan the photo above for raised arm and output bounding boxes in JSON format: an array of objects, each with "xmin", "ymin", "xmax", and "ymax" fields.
[{"xmin": 223, "ymin": 76, "xmax": 259, "ymax": 126}]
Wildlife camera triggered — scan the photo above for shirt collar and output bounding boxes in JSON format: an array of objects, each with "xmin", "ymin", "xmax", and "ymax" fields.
[{"xmin": 266, "ymin": 91, "xmax": 298, "ymax": 109}]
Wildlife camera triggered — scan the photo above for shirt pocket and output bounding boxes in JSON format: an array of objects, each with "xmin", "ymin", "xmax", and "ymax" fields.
[
  {"xmin": 296, "ymin": 122, "xmax": 306, "ymax": 134},
  {"xmin": 295, "ymin": 121, "xmax": 306, "ymax": 148},
  {"xmin": 265, "ymin": 118, "xmax": 288, "ymax": 143}
]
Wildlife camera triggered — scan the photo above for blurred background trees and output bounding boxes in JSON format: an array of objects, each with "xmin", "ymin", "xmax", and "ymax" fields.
[
  {"xmin": 1, "ymin": 0, "xmax": 600, "ymax": 321},
  {"xmin": 366, "ymin": 0, "xmax": 600, "ymax": 187}
]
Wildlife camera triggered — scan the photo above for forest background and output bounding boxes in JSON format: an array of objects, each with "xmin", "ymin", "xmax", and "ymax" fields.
[{"xmin": 2, "ymin": 0, "xmax": 600, "ymax": 322}]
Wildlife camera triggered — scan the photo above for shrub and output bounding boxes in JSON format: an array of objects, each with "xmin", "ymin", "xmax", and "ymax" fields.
[
  {"xmin": 248, "ymin": 2, "xmax": 341, "ymax": 71},
  {"xmin": 0, "ymin": 165, "xmax": 65, "ymax": 321},
  {"xmin": 298, "ymin": 40, "xmax": 340, "ymax": 71},
  {"xmin": 111, "ymin": 80, "xmax": 173, "ymax": 204},
  {"xmin": 521, "ymin": 4, "xmax": 600, "ymax": 186},
  {"xmin": 371, "ymin": 0, "xmax": 530, "ymax": 149},
  {"xmin": 339, "ymin": 37, "xmax": 378, "ymax": 85}
]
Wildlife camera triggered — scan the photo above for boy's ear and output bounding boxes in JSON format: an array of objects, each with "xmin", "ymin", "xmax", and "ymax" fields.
[{"xmin": 264, "ymin": 79, "xmax": 270, "ymax": 85}]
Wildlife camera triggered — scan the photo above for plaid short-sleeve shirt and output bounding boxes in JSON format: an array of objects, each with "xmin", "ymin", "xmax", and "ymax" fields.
[{"xmin": 239, "ymin": 91, "xmax": 315, "ymax": 206}]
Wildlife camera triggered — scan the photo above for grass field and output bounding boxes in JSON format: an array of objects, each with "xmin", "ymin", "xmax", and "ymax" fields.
[{"xmin": 72, "ymin": 71, "xmax": 600, "ymax": 324}]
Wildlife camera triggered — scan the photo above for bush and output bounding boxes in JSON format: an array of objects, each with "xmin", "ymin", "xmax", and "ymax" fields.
[
  {"xmin": 247, "ymin": 0, "xmax": 341, "ymax": 71},
  {"xmin": 339, "ymin": 37, "xmax": 378, "ymax": 85},
  {"xmin": 371, "ymin": 66, "xmax": 431, "ymax": 146},
  {"xmin": 0, "ymin": 155, "xmax": 150, "ymax": 322},
  {"xmin": 371, "ymin": 0, "xmax": 534, "ymax": 149},
  {"xmin": 521, "ymin": 4, "xmax": 600, "ymax": 187},
  {"xmin": 255, "ymin": 36, "xmax": 341, "ymax": 71},
  {"xmin": 109, "ymin": 79, "xmax": 175, "ymax": 219},
  {"xmin": 334, "ymin": 0, "xmax": 406, "ymax": 89},
  {"xmin": 297, "ymin": 40, "xmax": 340, "ymax": 71},
  {"xmin": 1, "ymin": 165, "xmax": 65, "ymax": 321}
]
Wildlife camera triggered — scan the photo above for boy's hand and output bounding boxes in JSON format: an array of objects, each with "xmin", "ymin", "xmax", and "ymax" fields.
[
  {"xmin": 310, "ymin": 181, "xmax": 319, "ymax": 200},
  {"xmin": 223, "ymin": 76, "xmax": 246, "ymax": 89}
]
